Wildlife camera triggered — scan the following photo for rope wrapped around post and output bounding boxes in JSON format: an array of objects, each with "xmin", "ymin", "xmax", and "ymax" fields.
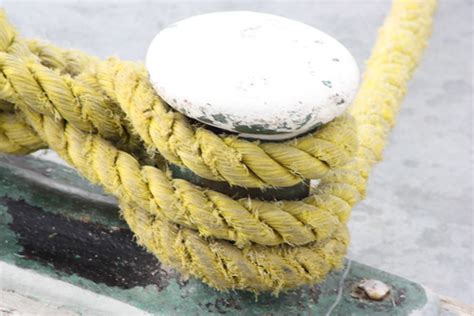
[{"xmin": 0, "ymin": 0, "xmax": 436, "ymax": 293}]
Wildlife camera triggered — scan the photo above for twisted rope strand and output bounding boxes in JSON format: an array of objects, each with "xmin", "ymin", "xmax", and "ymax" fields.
[
  {"xmin": 0, "ymin": 13, "xmax": 142, "ymax": 151},
  {"xmin": 0, "ymin": 111, "xmax": 44, "ymax": 153}
]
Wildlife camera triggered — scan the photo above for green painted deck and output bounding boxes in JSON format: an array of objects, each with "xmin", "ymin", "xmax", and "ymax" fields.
[{"xmin": 0, "ymin": 154, "xmax": 438, "ymax": 315}]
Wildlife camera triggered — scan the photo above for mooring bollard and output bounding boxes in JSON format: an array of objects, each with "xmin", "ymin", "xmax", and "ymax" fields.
[{"xmin": 146, "ymin": 11, "xmax": 359, "ymax": 201}]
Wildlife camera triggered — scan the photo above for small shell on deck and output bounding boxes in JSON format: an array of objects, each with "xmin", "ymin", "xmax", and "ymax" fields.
[{"xmin": 357, "ymin": 279, "xmax": 391, "ymax": 301}]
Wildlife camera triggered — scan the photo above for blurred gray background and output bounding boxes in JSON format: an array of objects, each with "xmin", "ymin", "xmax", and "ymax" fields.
[{"xmin": 2, "ymin": 0, "xmax": 473, "ymax": 304}]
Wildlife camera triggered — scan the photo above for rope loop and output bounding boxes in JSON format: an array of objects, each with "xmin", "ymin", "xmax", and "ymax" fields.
[{"xmin": 0, "ymin": 0, "xmax": 436, "ymax": 292}]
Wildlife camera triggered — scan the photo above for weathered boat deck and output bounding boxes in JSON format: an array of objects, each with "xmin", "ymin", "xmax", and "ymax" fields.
[{"xmin": 0, "ymin": 154, "xmax": 442, "ymax": 315}]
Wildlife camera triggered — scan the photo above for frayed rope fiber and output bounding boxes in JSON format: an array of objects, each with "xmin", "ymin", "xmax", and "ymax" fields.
[{"xmin": 0, "ymin": 0, "xmax": 436, "ymax": 293}]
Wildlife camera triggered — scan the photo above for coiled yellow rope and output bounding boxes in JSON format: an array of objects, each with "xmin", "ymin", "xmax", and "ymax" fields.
[{"xmin": 0, "ymin": 0, "xmax": 436, "ymax": 292}]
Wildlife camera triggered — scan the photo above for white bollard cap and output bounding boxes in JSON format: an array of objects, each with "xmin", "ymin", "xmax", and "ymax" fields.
[{"xmin": 146, "ymin": 11, "xmax": 359, "ymax": 140}]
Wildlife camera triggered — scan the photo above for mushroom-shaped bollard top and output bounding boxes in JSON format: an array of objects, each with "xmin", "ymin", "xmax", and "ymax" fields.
[{"xmin": 146, "ymin": 11, "xmax": 359, "ymax": 140}]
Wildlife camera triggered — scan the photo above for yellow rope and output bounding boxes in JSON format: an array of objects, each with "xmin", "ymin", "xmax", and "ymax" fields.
[{"xmin": 0, "ymin": 0, "xmax": 436, "ymax": 293}]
